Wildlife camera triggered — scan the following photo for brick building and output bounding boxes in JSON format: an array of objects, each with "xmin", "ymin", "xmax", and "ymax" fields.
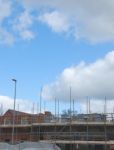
[
  {"xmin": 0, "ymin": 109, "xmax": 54, "ymax": 142},
  {"xmin": 0, "ymin": 109, "xmax": 53, "ymax": 125}
]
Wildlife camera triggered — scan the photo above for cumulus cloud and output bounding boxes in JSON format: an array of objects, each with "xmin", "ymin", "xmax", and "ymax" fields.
[
  {"xmin": 42, "ymin": 51, "xmax": 114, "ymax": 101},
  {"xmin": 0, "ymin": 0, "xmax": 12, "ymax": 22},
  {"xmin": 1, "ymin": 0, "xmax": 114, "ymax": 44},
  {"xmin": 0, "ymin": 0, "xmax": 15, "ymax": 45},
  {"xmin": 0, "ymin": 28, "xmax": 14, "ymax": 45},
  {"xmin": 39, "ymin": 11, "xmax": 70, "ymax": 33},
  {"xmin": 13, "ymin": 11, "xmax": 35, "ymax": 40},
  {"xmin": 21, "ymin": 0, "xmax": 114, "ymax": 43},
  {"xmin": 80, "ymin": 98, "xmax": 114, "ymax": 114},
  {"xmin": 0, "ymin": 1, "xmax": 35, "ymax": 44},
  {"xmin": 0, "ymin": 95, "xmax": 37, "ymax": 114}
]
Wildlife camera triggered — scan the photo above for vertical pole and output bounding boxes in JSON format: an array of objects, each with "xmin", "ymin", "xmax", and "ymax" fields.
[
  {"xmin": 12, "ymin": 79, "xmax": 17, "ymax": 144},
  {"xmin": 55, "ymin": 98, "xmax": 56, "ymax": 120},
  {"xmin": 86, "ymin": 97, "xmax": 89, "ymax": 114},
  {"xmin": 70, "ymin": 87, "xmax": 72, "ymax": 119},
  {"xmin": 37, "ymin": 102, "xmax": 39, "ymax": 114},
  {"xmin": 73, "ymin": 99, "xmax": 74, "ymax": 116},
  {"xmin": 31, "ymin": 102, "xmax": 35, "ymax": 141},
  {"xmin": 39, "ymin": 88, "xmax": 42, "ymax": 141},
  {"xmin": 104, "ymin": 96, "xmax": 107, "ymax": 114},
  {"xmin": 17, "ymin": 104, "xmax": 19, "ymax": 112},
  {"xmin": 55, "ymin": 98, "xmax": 56, "ymax": 141},
  {"xmin": 32, "ymin": 103, "xmax": 34, "ymax": 114},
  {"xmin": 0, "ymin": 104, "xmax": 3, "ymax": 115},
  {"xmin": 113, "ymin": 107, "xmax": 114, "ymax": 122},
  {"xmin": 104, "ymin": 96, "xmax": 107, "ymax": 150},
  {"xmin": 89, "ymin": 98, "xmax": 90, "ymax": 114},
  {"xmin": 69, "ymin": 87, "xmax": 72, "ymax": 149},
  {"xmin": 40, "ymin": 88, "xmax": 42, "ymax": 113},
  {"xmin": 44, "ymin": 101, "xmax": 46, "ymax": 113},
  {"xmin": 58, "ymin": 100, "xmax": 59, "ymax": 121},
  {"xmin": 86, "ymin": 97, "xmax": 89, "ymax": 150}
]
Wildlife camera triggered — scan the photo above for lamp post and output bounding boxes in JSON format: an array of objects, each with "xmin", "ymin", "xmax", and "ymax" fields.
[{"xmin": 12, "ymin": 79, "xmax": 17, "ymax": 144}]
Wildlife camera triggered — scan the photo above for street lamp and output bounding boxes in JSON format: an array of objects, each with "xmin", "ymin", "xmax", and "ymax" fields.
[{"xmin": 12, "ymin": 79, "xmax": 17, "ymax": 144}]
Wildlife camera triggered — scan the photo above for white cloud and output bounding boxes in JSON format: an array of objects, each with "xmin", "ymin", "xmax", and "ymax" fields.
[
  {"xmin": 0, "ymin": 0, "xmax": 14, "ymax": 45},
  {"xmin": 13, "ymin": 11, "xmax": 35, "ymax": 40},
  {"xmin": 39, "ymin": 11, "xmax": 70, "ymax": 33},
  {"xmin": 21, "ymin": 0, "xmax": 114, "ymax": 43},
  {"xmin": 80, "ymin": 99, "xmax": 114, "ymax": 114},
  {"xmin": 0, "ymin": 28, "xmax": 14, "ymax": 45},
  {"xmin": 19, "ymin": 30, "xmax": 34, "ymax": 40},
  {"xmin": 1, "ymin": 0, "xmax": 114, "ymax": 44},
  {"xmin": 21, "ymin": 0, "xmax": 55, "ymax": 10},
  {"xmin": 42, "ymin": 51, "xmax": 114, "ymax": 101},
  {"xmin": 0, "ymin": 95, "xmax": 37, "ymax": 114},
  {"xmin": 0, "ymin": 0, "xmax": 12, "ymax": 22},
  {"xmin": 0, "ymin": 96, "xmax": 113, "ymax": 116},
  {"xmin": 0, "ymin": 0, "xmax": 35, "ymax": 44}
]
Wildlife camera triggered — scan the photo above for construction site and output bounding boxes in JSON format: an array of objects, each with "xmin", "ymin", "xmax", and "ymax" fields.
[{"xmin": 0, "ymin": 109, "xmax": 114, "ymax": 150}]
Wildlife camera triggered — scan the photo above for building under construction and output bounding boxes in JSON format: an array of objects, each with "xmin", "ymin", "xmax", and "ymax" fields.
[{"xmin": 0, "ymin": 109, "xmax": 114, "ymax": 150}]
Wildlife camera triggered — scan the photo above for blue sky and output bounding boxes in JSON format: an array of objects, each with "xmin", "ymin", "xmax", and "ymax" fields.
[{"xmin": 0, "ymin": 0, "xmax": 114, "ymax": 114}]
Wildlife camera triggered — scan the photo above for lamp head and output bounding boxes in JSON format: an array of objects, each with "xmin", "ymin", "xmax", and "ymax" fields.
[{"xmin": 12, "ymin": 79, "xmax": 17, "ymax": 82}]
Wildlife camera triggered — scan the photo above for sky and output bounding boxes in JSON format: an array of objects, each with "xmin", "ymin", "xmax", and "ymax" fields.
[{"xmin": 0, "ymin": 0, "xmax": 114, "ymax": 114}]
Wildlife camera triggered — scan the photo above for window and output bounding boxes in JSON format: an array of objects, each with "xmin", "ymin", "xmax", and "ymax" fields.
[
  {"xmin": 21, "ymin": 117, "xmax": 28, "ymax": 124},
  {"xmin": 4, "ymin": 118, "xmax": 12, "ymax": 125}
]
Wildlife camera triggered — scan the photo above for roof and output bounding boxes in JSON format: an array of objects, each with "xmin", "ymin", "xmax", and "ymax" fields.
[{"xmin": 3, "ymin": 109, "xmax": 31, "ymax": 116}]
